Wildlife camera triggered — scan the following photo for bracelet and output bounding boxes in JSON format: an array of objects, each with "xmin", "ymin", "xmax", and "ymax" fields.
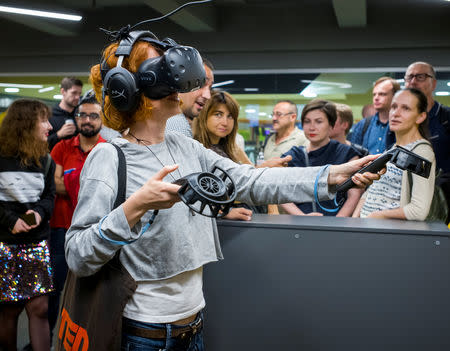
[
  {"xmin": 314, "ymin": 165, "xmax": 339, "ymax": 213},
  {"xmin": 98, "ymin": 210, "xmax": 159, "ymax": 245}
]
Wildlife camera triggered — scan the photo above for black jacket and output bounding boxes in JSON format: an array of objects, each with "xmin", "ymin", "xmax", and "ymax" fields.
[
  {"xmin": 48, "ymin": 105, "xmax": 78, "ymax": 150},
  {"xmin": 0, "ymin": 155, "xmax": 56, "ymax": 244}
]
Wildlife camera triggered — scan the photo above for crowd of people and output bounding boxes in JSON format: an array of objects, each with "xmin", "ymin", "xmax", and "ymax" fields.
[{"xmin": 0, "ymin": 26, "xmax": 448, "ymax": 351}]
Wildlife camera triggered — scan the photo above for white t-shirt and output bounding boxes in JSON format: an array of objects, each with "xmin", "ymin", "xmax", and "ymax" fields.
[{"xmin": 123, "ymin": 267, "xmax": 205, "ymax": 323}]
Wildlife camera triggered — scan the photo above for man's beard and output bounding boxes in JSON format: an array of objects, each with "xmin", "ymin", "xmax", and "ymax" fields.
[{"xmin": 80, "ymin": 125, "xmax": 101, "ymax": 138}]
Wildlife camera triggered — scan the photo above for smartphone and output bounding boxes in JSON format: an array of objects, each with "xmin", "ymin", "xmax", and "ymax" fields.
[{"xmin": 20, "ymin": 213, "xmax": 36, "ymax": 226}]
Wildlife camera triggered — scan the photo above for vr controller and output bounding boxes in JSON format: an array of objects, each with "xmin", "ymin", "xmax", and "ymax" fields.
[
  {"xmin": 173, "ymin": 167, "xmax": 237, "ymax": 218},
  {"xmin": 336, "ymin": 146, "xmax": 432, "ymax": 193}
]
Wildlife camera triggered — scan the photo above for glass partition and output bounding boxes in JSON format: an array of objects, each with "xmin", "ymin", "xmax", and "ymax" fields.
[{"xmin": 1, "ymin": 70, "xmax": 450, "ymax": 160}]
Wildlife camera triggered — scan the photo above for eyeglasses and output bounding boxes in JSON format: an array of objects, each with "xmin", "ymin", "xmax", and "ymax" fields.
[
  {"xmin": 270, "ymin": 112, "xmax": 294, "ymax": 118},
  {"xmin": 404, "ymin": 73, "xmax": 434, "ymax": 82},
  {"xmin": 75, "ymin": 112, "xmax": 101, "ymax": 120}
]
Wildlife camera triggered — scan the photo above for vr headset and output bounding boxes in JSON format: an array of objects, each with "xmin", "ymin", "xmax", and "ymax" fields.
[{"xmin": 100, "ymin": 30, "xmax": 206, "ymax": 112}]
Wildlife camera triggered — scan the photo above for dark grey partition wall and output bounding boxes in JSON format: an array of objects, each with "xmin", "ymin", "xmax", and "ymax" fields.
[{"xmin": 203, "ymin": 215, "xmax": 450, "ymax": 351}]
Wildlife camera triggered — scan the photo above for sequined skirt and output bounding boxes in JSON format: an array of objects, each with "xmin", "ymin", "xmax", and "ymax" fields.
[{"xmin": 0, "ymin": 239, "xmax": 54, "ymax": 303}]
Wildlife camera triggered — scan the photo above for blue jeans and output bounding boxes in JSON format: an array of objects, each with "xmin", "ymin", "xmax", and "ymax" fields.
[{"xmin": 121, "ymin": 312, "xmax": 205, "ymax": 351}]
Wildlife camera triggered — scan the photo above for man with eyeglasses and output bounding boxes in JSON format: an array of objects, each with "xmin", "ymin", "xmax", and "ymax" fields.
[
  {"xmin": 263, "ymin": 100, "xmax": 307, "ymax": 160},
  {"xmin": 48, "ymin": 77, "xmax": 83, "ymax": 151},
  {"xmin": 405, "ymin": 61, "xmax": 450, "ymax": 223},
  {"xmin": 47, "ymin": 92, "xmax": 106, "ymax": 340}
]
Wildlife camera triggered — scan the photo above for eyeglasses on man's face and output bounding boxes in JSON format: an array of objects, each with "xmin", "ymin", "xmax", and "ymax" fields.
[
  {"xmin": 75, "ymin": 112, "xmax": 101, "ymax": 120},
  {"xmin": 270, "ymin": 112, "xmax": 294, "ymax": 118},
  {"xmin": 404, "ymin": 73, "xmax": 434, "ymax": 82}
]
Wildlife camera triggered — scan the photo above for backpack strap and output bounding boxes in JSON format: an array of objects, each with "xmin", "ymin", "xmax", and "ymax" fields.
[
  {"xmin": 301, "ymin": 146, "xmax": 310, "ymax": 167},
  {"xmin": 350, "ymin": 142, "xmax": 369, "ymax": 157},
  {"xmin": 108, "ymin": 143, "xmax": 127, "ymax": 261},
  {"xmin": 44, "ymin": 153, "xmax": 52, "ymax": 178},
  {"xmin": 300, "ymin": 147, "xmax": 317, "ymax": 213},
  {"xmin": 407, "ymin": 141, "xmax": 434, "ymax": 197},
  {"xmin": 110, "ymin": 143, "xmax": 127, "ymax": 209},
  {"xmin": 361, "ymin": 115, "xmax": 374, "ymax": 140},
  {"xmin": 409, "ymin": 141, "xmax": 433, "ymax": 153},
  {"xmin": 262, "ymin": 132, "xmax": 275, "ymax": 151},
  {"xmin": 436, "ymin": 102, "xmax": 450, "ymax": 134}
]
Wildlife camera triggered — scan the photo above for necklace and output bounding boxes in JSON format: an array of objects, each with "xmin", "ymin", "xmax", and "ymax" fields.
[{"xmin": 127, "ymin": 131, "xmax": 182, "ymax": 181}]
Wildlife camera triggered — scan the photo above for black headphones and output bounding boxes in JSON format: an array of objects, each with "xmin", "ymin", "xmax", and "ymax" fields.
[{"xmin": 101, "ymin": 30, "xmax": 206, "ymax": 112}]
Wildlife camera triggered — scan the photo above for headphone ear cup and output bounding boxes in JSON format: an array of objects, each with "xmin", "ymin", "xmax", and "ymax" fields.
[{"xmin": 103, "ymin": 67, "xmax": 139, "ymax": 112}]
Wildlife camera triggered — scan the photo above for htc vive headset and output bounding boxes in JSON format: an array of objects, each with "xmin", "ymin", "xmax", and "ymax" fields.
[{"xmin": 101, "ymin": 31, "xmax": 206, "ymax": 112}]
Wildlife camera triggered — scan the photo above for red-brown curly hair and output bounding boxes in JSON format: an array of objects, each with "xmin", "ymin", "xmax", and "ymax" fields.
[
  {"xmin": 0, "ymin": 99, "xmax": 51, "ymax": 167},
  {"xmin": 90, "ymin": 41, "xmax": 163, "ymax": 131}
]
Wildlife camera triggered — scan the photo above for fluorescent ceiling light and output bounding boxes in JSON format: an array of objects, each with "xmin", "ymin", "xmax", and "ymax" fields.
[
  {"xmin": 212, "ymin": 80, "xmax": 235, "ymax": 88},
  {"xmin": 258, "ymin": 112, "xmax": 267, "ymax": 116},
  {"xmin": 244, "ymin": 88, "xmax": 259, "ymax": 92},
  {"xmin": 0, "ymin": 5, "xmax": 82, "ymax": 21},
  {"xmin": 396, "ymin": 79, "xmax": 405, "ymax": 83},
  {"xmin": 447, "ymin": 82, "xmax": 450, "ymax": 87},
  {"xmin": 301, "ymin": 80, "xmax": 352, "ymax": 89},
  {"xmin": 435, "ymin": 91, "xmax": 450, "ymax": 96},
  {"xmin": 245, "ymin": 109, "xmax": 256, "ymax": 113},
  {"xmin": 53, "ymin": 94, "xmax": 63, "ymax": 100},
  {"xmin": 301, "ymin": 91, "xmax": 317, "ymax": 98},
  {"xmin": 5, "ymin": 87, "xmax": 19, "ymax": 93},
  {"xmin": 0, "ymin": 83, "xmax": 43, "ymax": 88},
  {"xmin": 38, "ymin": 86, "xmax": 55, "ymax": 93}
]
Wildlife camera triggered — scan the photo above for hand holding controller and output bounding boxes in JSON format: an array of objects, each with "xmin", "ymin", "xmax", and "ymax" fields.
[
  {"xmin": 336, "ymin": 151, "xmax": 394, "ymax": 193},
  {"xmin": 336, "ymin": 146, "xmax": 432, "ymax": 193}
]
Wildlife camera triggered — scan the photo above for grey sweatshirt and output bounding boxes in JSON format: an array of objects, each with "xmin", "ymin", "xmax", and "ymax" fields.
[{"xmin": 65, "ymin": 132, "xmax": 333, "ymax": 280}]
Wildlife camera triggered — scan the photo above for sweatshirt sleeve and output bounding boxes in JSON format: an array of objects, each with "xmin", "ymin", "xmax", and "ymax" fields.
[
  {"xmin": 191, "ymin": 139, "xmax": 335, "ymax": 205},
  {"xmin": 401, "ymin": 144, "xmax": 436, "ymax": 221},
  {"xmin": 0, "ymin": 206, "xmax": 18, "ymax": 232}
]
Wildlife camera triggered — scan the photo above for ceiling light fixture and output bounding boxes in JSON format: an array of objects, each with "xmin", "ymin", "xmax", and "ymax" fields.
[
  {"xmin": 244, "ymin": 88, "xmax": 259, "ymax": 92},
  {"xmin": 212, "ymin": 80, "xmax": 235, "ymax": 88},
  {"xmin": 38, "ymin": 86, "xmax": 55, "ymax": 93},
  {"xmin": 5, "ymin": 87, "xmax": 19, "ymax": 93},
  {"xmin": 435, "ymin": 91, "xmax": 450, "ymax": 96},
  {"xmin": 0, "ymin": 5, "xmax": 82, "ymax": 21},
  {"xmin": 53, "ymin": 94, "xmax": 63, "ymax": 100},
  {"xmin": 301, "ymin": 91, "xmax": 318, "ymax": 98},
  {"xmin": 0, "ymin": 83, "xmax": 43, "ymax": 88},
  {"xmin": 301, "ymin": 80, "xmax": 352, "ymax": 89}
]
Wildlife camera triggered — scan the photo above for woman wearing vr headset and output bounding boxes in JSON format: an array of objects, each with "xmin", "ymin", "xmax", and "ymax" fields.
[
  {"xmin": 63, "ymin": 33, "xmax": 382, "ymax": 350},
  {"xmin": 353, "ymin": 88, "xmax": 436, "ymax": 220}
]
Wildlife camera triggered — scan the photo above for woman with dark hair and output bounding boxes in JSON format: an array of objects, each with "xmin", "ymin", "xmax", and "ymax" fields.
[
  {"xmin": 281, "ymin": 99, "xmax": 363, "ymax": 217},
  {"xmin": 0, "ymin": 99, "xmax": 56, "ymax": 351},
  {"xmin": 353, "ymin": 88, "xmax": 436, "ymax": 220},
  {"xmin": 63, "ymin": 35, "xmax": 381, "ymax": 351}
]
